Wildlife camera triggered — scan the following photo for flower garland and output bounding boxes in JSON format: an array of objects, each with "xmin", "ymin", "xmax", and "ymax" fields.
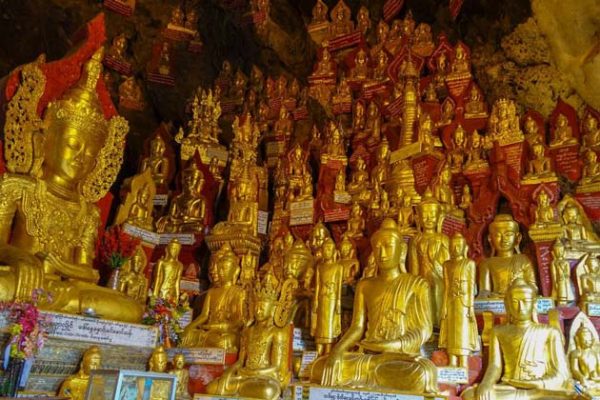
[
  {"xmin": 142, "ymin": 296, "xmax": 191, "ymax": 346},
  {"xmin": 0, "ymin": 289, "xmax": 51, "ymax": 360},
  {"xmin": 98, "ymin": 225, "xmax": 140, "ymax": 269}
]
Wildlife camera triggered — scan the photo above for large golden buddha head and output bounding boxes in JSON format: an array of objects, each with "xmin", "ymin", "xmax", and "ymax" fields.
[
  {"xmin": 505, "ymin": 278, "xmax": 536, "ymax": 323},
  {"xmin": 488, "ymin": 214, "xmax": 521, "ymax": 254},
  {"xmin": 371, "ymin": 218, "xmax": 402, "ymax": 272}
]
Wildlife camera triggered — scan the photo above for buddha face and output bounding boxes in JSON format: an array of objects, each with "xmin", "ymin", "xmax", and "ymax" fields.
[
  {"xmin": 524, "ymin": 117, "xmax": 537, "ymax": 136},
  {"xmin": 471, "ymin": 133, "xmax": 481, "ymax": 148},
  {"xmin": 449, "ymin": 235, "xmax": 466, "ymax": 259},
  {"xmin": 44, "ymin": 124, "xmax": 103, "ymax": 186},
  {"xmin": 576, "ymin": 327, "xmax": 594, "ymax": 349},
  {"xmin": 585, "ymin": 115, "xmax": 598, "ymax": 133},
  {"xmin": 151, "ymin": 352, "xmax": 168, "ymax": 372},
  {"xmin": 132, "ymin": 252, "xmax": 145, "ymax": 273},
  {"xmin": 82, "ymin": 351, "xmax": 101, "ymax": 375},
  {"xmin": 454, "ymin": 127, "xmax": 465, "ymax": 146},
  {"xmin": 557, "ymin": 114, "xmax": 568, "ymax": 129},
  {"xmin": 174, "ymin": 355, "xmax": 185, "ymax": 369},
  {"xmin": 340, "ymin": 240, "xmax": 353, "ymax": 258},
  {"xmin": 184, "ymin": 170, "xmax": 203, "ymax": 195},
  {"xmin": 506, "ymin": 285, "xmax": 535, "ymax": 322},
  {"xmin": 372, "ymin": 230, "xmax": 400, "ymax": 272},
  {"xmin": 255, "ymin": 298, "xmax": 275, "ymax": 322},
  {"xmin": 377, "ymin": 22, "xmax": 389, "ymax": 42},
  {"xmin": 552, "ymin": 243, "xmax": 564, "ymax": 258},
  {"xmin": 489, "ymin": 219, "xmax": 520, "ymax": 254},
  {"xmin": 419, "ymin": 203, "xmax": 440, "ymax": 230},
  {"xmin": 538, "ymin": 191, "xmax": 549, "ymax": 206},
  {"xmin": 587, "ymin": 151, "xmax": 597, "ymax": 164},
  {"xmin": 150, "ymin": 138, "xmax": 165, "ymax": 156},
  {"xmin": 218, "ymin": 256, "xmax": 239, "ymax": 284},
  {"xmin": 563, "ymin": 206, "xmax": 580, "ymax": 224},
  {"xmin": 166, "ymin": 242, "xmax": 181, "ymax": 258}
]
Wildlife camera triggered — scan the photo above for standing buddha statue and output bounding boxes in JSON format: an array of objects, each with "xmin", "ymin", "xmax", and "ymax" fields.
[
  {"xmin": 141, "ymin": 133, "xmax": 170, "ymax": 190},
  {"xmin": 0, "ymin": 49, "xmax": 143, "ymax": 322},
  {"xmin": 550, "ymin": 240, "xmax": 575, "ymax": 306},
  {"xmin": 169, "ymin": 354, "xmax": 190, "ymax": 399},
  {"xmin": 152, "ymin": 239, "xmax": 184, "ymax": 302}
]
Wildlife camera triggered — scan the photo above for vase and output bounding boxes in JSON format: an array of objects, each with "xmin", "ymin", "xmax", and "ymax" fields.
[
  {"xmin": 1, "ymin": 357, "xmax": 25, "ymax": 397},
  {"xmin": 106, "ymin": 268, "xmax": 121, "ymax": 290}
]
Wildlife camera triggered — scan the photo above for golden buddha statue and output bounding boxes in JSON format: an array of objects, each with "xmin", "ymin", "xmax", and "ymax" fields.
[
  {"xmin": 309, "ymin": 222, "xmax": 332, "ymax": 264},
  {"xmin": 579, "ymin": 150, "xmax": 600, "ymax": 193},
  {"xmin": 169, "ymin": 354, "xmax": 190, "ymax": 399},
  {"xmin": 409, "ymin": 190, "xmax": 450, "ymax": 325},
  {"xmin": 418, "ymin": 113, "xmax": 443, "ymax": 158},
  {"xmin": 464, "ymin": 130, "xmax": 489, "ymax": 171},
  {"xmin": 58, "ymin": 346, "xmax": 102, "ymax": 400},
  {"xmin": 332, "ymin": 74, "xmax": 352, "ymax": 106},
  {"xmin": 206, "ymin": 272, "xmax": 291, "ymax": 400},
  {"xmin": 310, "ymin": 219, "xmax": 437, "ymax": 394},
  {"xmin": 311, "ymin": 238, "xmax": 344, "ymax": 356},
  {"xmin": 107, "ymin": 34, "xmax": 129, "ymax": 62},
  {"xmin": 310, "ymin": 0, "xmax": 328, "ymax": 24},
  {"xmin": 550, "ymin": 240, "xmax": 575, "ymax": 306},
  {"xmin": 577, "ymin": 255, "xmax": 600, "ymax": 313},
  {"xmin": 158, "ymin": 42, "xmax": 171, "ymax": 76},
  {"xmin": 464, "ymin": 86, "xmax": 487, "ymax": 120},
  {"xmin": 489, "ymin": 98, "xmax": 523, "ymax": 145},
  {"xmin": 523, "ymin": 142, "xmax": 556, "ymax": 182},
  {"xmin": 334, "ymin": 169, "xmax": 346, "ymax": 194},
  {"xmin": 437, "ymin": 98, "xmax": 455, "ymax": 127},
  {"xmin": 329, "ymin": 0, "xmax": 353, "ymax": 39},
  {"xmin": 152, "ymin": 239, "xmax": 183, "ymax": 302},
  {"xmin": 156, "ymin": 162, "xmax": 206, "ymax": 233},
  {"xmin": 148, "ymin": 346, "xmax": 171, "ymax": 400},
  {"xmin": 582, "ymin": 113, "xmax": 600, "ymax": 150},
  {"xmin": 569, "ymin": 319, "xmax": 600, "ymax": 393},
  {"xmin": 127, "ymin": 183, "xmax": 155, "ymax": 230},
  {"xmin": 273, "ymin": 106, "xmax": 293, "ymax": 140},
  {"xmin": 339, "ymin": 236, "xmax": 359, "ymax": 284},
  {"xmin": 448, "ymin": 124, "xmax": 467, "ymax": 173},
  {"xmin": 524, "ymin": 115, "xmax": 543, "ymax": 146},
  {"xmin": 372, "ymin": 50, "xmax": 389, "ymax": 81},
  {"xmin": 372, "ymin": 20, "xmax": 389, "ymax": 56},
  {"xmin": 370, "ymin": 138, "xmax": 389, "ymax": 188},
  {"xmin": 118, "ymin": 245, "xmax": 149, "ymax": 303},
  {"xmin": 550, "ymin": 114, "xmax": 578, "ymax": 148},
  {"xmin": 0, "ymin": 50, "xmax": 143, "ymax": 322},
  {"xmin": 398, "ymin": 193, "xmax": 415, "ymax": 234},
  {"xmin": 463, "ymin": 279, "xmax": 574, "ymax": 400},
  {"xmin": 230, "ymin": 69, "xmax": 248, "ymax": 100},
  {"xmin": 478, "ymin": 214, "xmax": 538, "ymax": 298},
  {"xmin": 168, "ymin": 6, "xmax": 185, "ymax": 28},
  {"xmin": 448, "ymin": 44, "xmax": 471, "ymax": 77},
  {"xmin": 347, "ymin": 157, "xmax": 370, "ymax": 199},
  {"xmin": 351, "ymin": 48, "xmax": 370, "ymax": 81},
  {"xmin": 412, "ymin": 23, "xmax": 434, "ymax": 57},
  {"xmin": 439, "ymin": 233, "xmax": 478, "ymax": 368},
  {"xmin": 141, "ymin": 134, "xmax": 169, "ymax": 190},
  {"xmin": 530, "ymin": 190, "xmax": 562, "ymax": 238},
  {"xmin": 181, "ymin": 244, "xmax": 246, "ymax": 351},
  {"xmin": 559, "ymin": 197, "xmax": 600, "ymax": 250},
  {"xmin": 321, "ymin": 121, "xmax": 347, "ymax": 164},
  {"xmin": 345, "ymin": 202, "xmax": 365, "ymax": 240},
  {"xmin": 314, "ymin": 46, "xmax": 336, "ymax": 78},
  {"xmin": 118, "ymin": 76, "xmax": 145, "ymax": 109},
  {"xmin": 459, "ymin": 184, "xmax": 472, "ymax": 214},
  {"xmin": 356, "ymin": 6, "xmax": 370, "ymax": 36}
]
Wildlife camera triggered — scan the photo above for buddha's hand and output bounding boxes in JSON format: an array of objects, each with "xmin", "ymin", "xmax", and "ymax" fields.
[
  {"xmin": 44, "ymin": 254, "xmax": 99, "ymax": 283},
  {"xmin": 475, "ymin": 383, "xmax": 494, "ymax": 400},
  {"xmin": 321, "ymin": 352, "xmax": 342, "ymax": 387}
]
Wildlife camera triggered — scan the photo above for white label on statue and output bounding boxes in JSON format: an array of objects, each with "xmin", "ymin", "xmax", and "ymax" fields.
[
  {"xmin": 177, "ymin": 310, "xmax": 193, "ymax": 329},
  {"xmin": 437, "ymin": 367, "xmax": 469, "ymax": 384},
  {"xmin": 167, "ymin": 347, "xmax": 225, "ymax": 365},
  {"xmin": 43, "ymin": 312, "xmax": 158, "ymax": 348},
  {"xmin": 299, "ymin": 351, "xmax": 318, "ymax": 376},
  {"xmin": 258, "ymin": 211, "xmax": 269, "ymax": 235},
  {"xmin": 159, "ymin": 233, "xmax": 195, "ymax": 246},
  {"xmin": 536, "ymin": 297, "xmax": 555, "ymax": 314},
  {"xmin": 475, "ymin": 297, "xmax": 555, "ymax": 314},
  {"xmin": 588, "ymin": 303, "xmax": 600, "ymax": 317},
  {"xmin": 153, "ymin": 194, "xmax": 169, "ymax": 206},
  {"xmin": 308, "ymin": 386, "xmax": 444, "ymax": 400},
  {"xmin": 293, "ymin": 328, "xmax": 314, "ymax": 351}
]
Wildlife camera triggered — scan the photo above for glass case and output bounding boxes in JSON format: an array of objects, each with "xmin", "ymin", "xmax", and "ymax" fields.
[{"xmin": 85, "ymin": 369, "xmax": 177, "ymax": 400}]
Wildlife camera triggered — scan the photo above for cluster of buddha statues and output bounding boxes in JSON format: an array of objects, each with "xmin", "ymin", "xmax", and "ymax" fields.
[{"xmin": 5, "ymin": 6, "xmax": 600, "ymax": 400}]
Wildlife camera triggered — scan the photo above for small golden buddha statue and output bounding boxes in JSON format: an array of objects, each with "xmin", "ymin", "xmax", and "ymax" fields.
[
  {"xmin": 314, "ymin": 46, "xmax": 336, "ymax": 78},
  {"xmin": 148, "ymin": 346, "xmax": 171, "ymax": 400},
  {"xmin": 478, "ymin": 214, "xmax": 538, "ymax": 298},
  {"xmin": 311, "ymin": 219, "xmax": 438, "ymax": 394},
  {"xmin": 347, "ymin": 157, "xmax": 370, "ymax": 199},
  {"xmin": 345, "ymin": 202, "xmax": 365, "ymax": 239},
  {"xmin": 523, "ymin": 143, "xmax": 556, "ymax": 182},
  {"xmin": 158, "ymin": 42, "xmax": 171, "ymax": 76},
  {"xmin": 168, "ymin": 6, "xmax": 185, "ymax": 28},
  {"xmin": 464, "ymin": 85, "xmax": 488, "ymax": 119},
  {"xmin": 181, "ymin": 244, "xmax": 246, "ymax": 351},
  {"xmin": 321, "ymin": 121, "xmax": 347, "ymax": 164},
  {"xmin": 169, "ymin": 354, "xmax": 190, "ymax": 399},
  {"xmin": 523, "ymin": 115, "xmax": 543, "ymax": 146},
  {"xmin": 437, "ymin": 98, "xmax": 455, "ymax": 127},
  {"xmin": 448, "ymin": 124, "xmax": 467, "ymax": 173},
  {"xmin": 273, "ymin": 106, "xmax": 293, "ymax": 140},
  {"xmin": 126, "ymin": 183, "xmax": 154, "ymax": 230},
  {"xmin": 550, "ymin": 240, "xmax": 575, "ymax": 306},
  {"xmin": 141, "ymin": 134, "xmax": 169, "ymax": 189},
  {"xmin": 332, "ymin": 74, "xmax": 352, "ymax": 106},
  {"xmin": 418, "ymin": 113, "xmax": 443, "ymax": 158},
  {"xmin": 448, "ymin": 44, "xmax": 471, "ymax": 77},
  {"xmin": 309, "ymin": 222, "xmax": 332, "ymax": 264},
  {"xmin": 118, "ymin": 76, "xmax": 144, "ymax": 109},
  {"xmin": 462, "ymin": 279, "xmax": 574, "ymax": 400},
  {"xmin": 118, "ymin": 246, "xmax": 149, "ymax": 303},
  {"xmin": 107, "ymin": 34, "xmax": 129, "ymax": 63},
  {"xmin": 372, "ymin": 50, "xmax": 389, "ymax": 81},
  {"xmin": 439, "ymin": 233, "xmax": 478, "ymax": 368},
  {"xmin": 370, "ymin": 139, "xmax": 389, "ymax": 187},
  {"xmin": 351, "ymin": 48, "xmax": 370, "ymax": 81},
  {"xmin": 58, "ymin": 346, "xmax": 102, "ymax": 400},
  {"xmin": 339, "ymin": 236, "xmax": 359, "ymax": 284},
  {"xmin": 577, "ymin": 255, "xmax": 600, "ymax": 312},
  {"xmin": 580, "ymin": 150, "xmax": 600, "ymax": 188},
  {"xmin": 311, "ymin": 238, "xmax": 344, "ymax": 355},
  {"xmin": 329, "ymin": 0, "xmax": 354, "ymax": 38},
  {"xmin": 489, "ymin": 98, "xmax": 523, "ymax": 145},
  {"xmin": 559, "ymin": 198, "xmax": 600, "ymax": 248},
  {"xmin": 569, "ymin": 320, "xmax": 600, "ymax": 393},
  {"xmin": 334, "ymin": 169, "xmax": 346, "ymax": 195},
  {"xmin": 310, "ymin": 0, "xmax": 329, "ymax": 24},
  {"xmin": 206, "ymin": 272, "xmax": 291, "ymax": 400},
  {"xmin": 550, "ymin": 114, "xmax": 578, "ymax": 148},
  {"xmin": 356, "ymin": 6, "xmax": 370, "ymax": 36},
  {"xmin": 409, "ymin": 190, "xmax": 450, "ymax": 325},
  {"xmin": 432, "ymin": 164, "xmax": 459, "ymax": 216},
  {"xmin": 412, "ymin": 23, "xmax": 434, "ymax": 57},
  {"xmin": 464, "ymin": 130, "xmax": 489, "ymax": 171},
  {"xmin": 152, "ymin": 239, "xmax": 184, "ymax": 302},
  {"xmin": 582, "ymin": 113, "xmax": 600, "ymax": 150},
  {"xmin": 0, "ymin": 49, "xmax": 143, "ymax": 322},
  {"xmin": 459, "ymin": 184, "xmax": 472, "ymax": 214},
  {"xmin": 296, "ymin": 174, "xmax": 314, "ymax": 201},
  {"xmin": 398, "ymin": 193, "xmax": 415, "ymax": 234},
  {"xmin": 156, "ymin": 162, "xmax": 206, "ymax": 233},
  {"xmin": 530, "ymin": 190, "xmax": 561, "ymax": 234}
]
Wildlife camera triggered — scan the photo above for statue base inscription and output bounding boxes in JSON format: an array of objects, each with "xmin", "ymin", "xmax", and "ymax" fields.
[{"xmin": 291, "ymin": 385, "xmax": 447, "ymax": 400}]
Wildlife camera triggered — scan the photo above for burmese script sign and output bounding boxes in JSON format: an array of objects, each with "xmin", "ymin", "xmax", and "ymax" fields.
[
  {"xmin": 167, "ymin": 347, "xmax": 225, "ymax": 365},
  {"xmin": 43, "ymin": 312, "xmax": 158, "ymax": 348},
  {"xmin": 437, "ymin": 367, "xmax": 468, "ymax": 384},
  {"xmin": 474, "ymin": 298, "xmax": 554, "ymax": 314},
  {"xmin": 291, "ymin": 385, "xmax": 446, "ymax": 400}
]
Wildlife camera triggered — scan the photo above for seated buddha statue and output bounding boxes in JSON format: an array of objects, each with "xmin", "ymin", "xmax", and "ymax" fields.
[
  {"xmin": 156, "ymin": 162, "xmax": 206, "ymax": 233},
  {"xmin": 148, "ymin": 346, "xmax": 171, "ymax": 400},
  {"xmin": 141, "ymin": 134, "xmax": 169, "ymax": 190},
  {"xmin": 522, "ymin": 142, "xmax": 556, "ymax": 182},
  {"xmin": 559, "ymin": 197, "xmax": 600, "ymax": 251},
  {"xmin": 273, "ymin": 106, "xmax": 293, "ymax": 141},
  {"xmin": 332, "ymin": 74, "xmax": 352, "ymax": 106},
  {"xmin": 569, "ymin": 322, "xmax": 600, "ymax": 393},
  {"xmin": 107, "ymin": 34, "xmax": 129, "ymax": 62},
  {"xmin": 207, "ymin": 271, "xmax": 291, "ymax": 400},
  {"xmin": 181, "ymin": 244, "xmax": 246, "ymax": 352},
  {"xmin": 328, "ymin": 0, "xmax": 354, "ymax": 39},
  {"xmin": 448, "ymin": 45, "xmax": 471, "ymax": 78},
  {"xmin": 58, "ymin": 346, "xmax": 102, "ymax": 400},
  {"xmin": 169, "ymin": 354, "xmax": 190, "ymax": 400},
  {"xmin": 464, "ymin": 130, "xmax": 489, "ymax": 171},
  {"xmin": 347, "ymin": 157, "xmax": 370, "ymax": 198},
  {"xmin": 345, "ymin": 202, "xmax": 365, "ymax": 240},
  {"xmin": 314, "ymin": 47, "xmax": 336, "ymax": 78},
  {"xmin": 532, "ymin": 190, "xmax": 559, "ymax": 229},
  {"xmin": 321, "ymin": 121, "xmax": 347, "ymax": 164},
  {"xmin": 550, "ymin": 114, "xmax": 578, "ymax": 148},
  {"xmin": 580, "ymin": 150, "xmax": 600, "ymax": 185},
  {"xmin": 412, "ymin": 23, "xmax": 434, "ymax": 57},
  {"xmin": 464, "ymin": 85, "xmax": 487, "ymax": 119},
  {"xmin": 0, "ymin": 49, "xmax": 143, "ymax": 322},
  {"xmin": 478, "ymin": 214, "xmax": 538, "ymax": 298},
  {"xmin": 577, "ymin": 255, "xmax": 600, "ymax": 312},
  {"xmin": 157, "ymin": 42, "xmax": 171, "ymax": 76},
  {"xmin": 118, "ymin": 245, "xmax": 149, "ymax": 303},
  {"xmin": 462, "ymin": 279, "xmax": 574, "ymax": 400},
  {"xmin": 431, "ymin": 164, "xmax": 459, "ymax": 216},
  {"xmin": 372, "ymin": 50, "xmax": 389, "ymax": 81},
  {"xmin": 126, "ymin": 183, "xmax": 155, "ymax": 230},
  {"xmin": 118, "ymin": 76, "xmax": 144, "ymax": 109},
  {"xmin": 356, "ymin": 6, "xmax": 370, "ymax": 36},
  {"xmin": 350, "ymin": 48, "xmax": 370, "ymax": 81},
  {"xmin": 582, "ymin": 113, "xmax": 600, "ymax": 150},
  {"xmin": 310, "ymin": 219, "xmax": 438, "ymax": 394}
]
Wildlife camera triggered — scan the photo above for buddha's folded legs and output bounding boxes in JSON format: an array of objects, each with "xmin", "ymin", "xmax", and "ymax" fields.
[{"xmin": 310, "ymin": 352, "xmax": 437, "ymax": 394}]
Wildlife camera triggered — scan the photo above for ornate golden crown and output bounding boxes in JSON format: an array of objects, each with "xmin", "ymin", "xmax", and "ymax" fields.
[{"xmin": 254, "ymin": 268, "xmax": 280, "ymax": 301}]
